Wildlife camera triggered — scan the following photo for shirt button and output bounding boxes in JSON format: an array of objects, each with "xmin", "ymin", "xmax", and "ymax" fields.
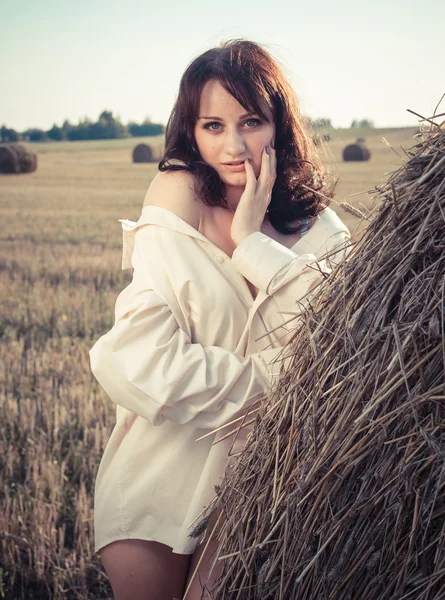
[{"xmin": 216, "ymin": 255, "xmax": 224, "ymax": 263}]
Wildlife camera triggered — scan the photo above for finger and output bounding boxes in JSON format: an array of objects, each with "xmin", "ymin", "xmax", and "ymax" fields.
[
  {"xmin": 270, "ymin": 144, "xmax": 277, "ymax": 177},
  {"xmin": 244, "ymin": 159, "xmax": 257, "ymax": 195},
  {"xmin": 262, "ymin": 144, "xmax": 277, "ymax": 188},
  {"xmin": 257, "ymin": 145, "xmax": 271, "ymax": 188},
  {"xmin": 266, "ymin": 143, "xmax": 276, "ymax": 174}
]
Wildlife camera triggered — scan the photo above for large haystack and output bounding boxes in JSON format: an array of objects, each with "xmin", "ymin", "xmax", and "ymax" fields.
[
  {"xmin": 343, "ymin": 138, "xmax": 371, "ymax": 161},
  {"xmin": 194, "ymin": 125, "xmax": 445, "ymax": 599},
  {"xmin": 132, "ymin": 143, "xmax": 155, "ymax": 163},
  {"xmin": 0, "ymin": 143, "xmax": 37, "ymax": 174}
]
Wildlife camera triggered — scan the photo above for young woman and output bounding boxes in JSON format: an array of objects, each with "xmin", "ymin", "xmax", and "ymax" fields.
[{"xmin": 89, "ymin": 38, "xmax": 350, "ymax": 599}]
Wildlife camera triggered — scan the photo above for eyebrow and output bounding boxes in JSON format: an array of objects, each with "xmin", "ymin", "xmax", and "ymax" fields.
[{"xmin": 198, "ymin": 111, "xmax": 258, "ymax": 121}]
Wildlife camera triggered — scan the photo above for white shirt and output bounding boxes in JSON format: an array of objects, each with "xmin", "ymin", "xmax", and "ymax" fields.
[{"xmin": 89, "ymin": 205, "xmax": 350, "ymax": 554}]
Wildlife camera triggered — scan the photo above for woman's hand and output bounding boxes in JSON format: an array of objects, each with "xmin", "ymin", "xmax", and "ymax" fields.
[{"xmin": 230, "ymin": 142, "xmax": 277, "ymax": 246}]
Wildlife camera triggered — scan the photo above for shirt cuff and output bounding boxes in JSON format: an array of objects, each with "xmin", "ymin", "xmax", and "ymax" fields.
[{"xmin": 231, "ymin": 231, "xmax": 299, "ymax": 294}]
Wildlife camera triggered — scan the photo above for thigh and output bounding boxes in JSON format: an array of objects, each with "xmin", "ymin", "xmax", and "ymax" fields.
[
  {"xmin": 100, "ymin": 538, "xmax": 191, "ymax": 600},
  {"xmin": 184, "ymin": 509, "xmax": 224, "ymax": 600}
]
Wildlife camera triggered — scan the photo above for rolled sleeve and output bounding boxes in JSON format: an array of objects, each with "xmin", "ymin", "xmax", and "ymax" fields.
[
  {"xmin": 231, "ymin": 232, "xmax": 302, "ymax": 295},
  {"xmin": 231, "ymin": 227, "xmax": 351, "ymax": 317}
]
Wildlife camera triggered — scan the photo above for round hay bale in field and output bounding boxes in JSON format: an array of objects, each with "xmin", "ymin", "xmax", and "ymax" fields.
[
  {"xmin": 12, "ymin": 143, "xmax": 37, "ymax": 172},
  {"xmin": 0, "ymin": 144, "xmax": 20, "ymax": 174},
  {"xmin": 194, "ymin": 125, "xmax": 445, "ymax": 599},
  {"xmin": 0, "ymin": 143, "xmax": 37, "ymax": 174},
  {"xmin": 132, "ymin": 143, "xmax": 155, "ymax": 163},
  {"xmin": 343, "ymin": 140, "xmax": 371, "ymax": 161}
]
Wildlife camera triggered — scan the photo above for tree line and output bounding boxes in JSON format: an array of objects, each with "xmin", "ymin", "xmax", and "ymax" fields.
[
  {"xmin": 0, "ymin": 111, "xmax": 164, "ymax": 143},
  {"xmin": 307, "ymin": 117, "xmax": 375, "ymax": 129},
  {"xmin": 0, "ymin": 112, "xmax": 375, "ymax": 144}
]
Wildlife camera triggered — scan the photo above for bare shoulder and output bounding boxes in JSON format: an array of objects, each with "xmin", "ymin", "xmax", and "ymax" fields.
[{"xmin": 142, "ymin": 170, "xmax": 201, "ymax": 230}]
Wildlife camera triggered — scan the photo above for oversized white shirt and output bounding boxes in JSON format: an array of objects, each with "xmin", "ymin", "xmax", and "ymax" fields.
[{"xmin": 89, "ymin": 205, "xmax": 350, "ymax": 554}]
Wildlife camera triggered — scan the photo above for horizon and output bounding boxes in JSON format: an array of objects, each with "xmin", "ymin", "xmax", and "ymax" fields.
[
  {"xmin": 5, "ymin": 114, "xmax": 426, "ymax": 137},
  {"xmin": 1, "ymin": 0, "xmax": 443, "ymax": 132}
]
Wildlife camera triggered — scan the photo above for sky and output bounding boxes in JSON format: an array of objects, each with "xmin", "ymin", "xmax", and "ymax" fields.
[{"xmin": 2, "ymin": 0, "xmax": 444, "ymax": 132}]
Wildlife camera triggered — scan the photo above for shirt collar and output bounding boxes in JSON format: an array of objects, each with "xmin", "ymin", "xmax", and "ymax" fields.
[
  {"xmin": 120, "ymin": 205, "xmax": 209, "ymax": 241},
  {"xmin": 118, "ymin": 205, "xmax": 212, "ymax": 270},
  {"xmin": 118, "ymin": 204, "xmax": 347, "ymax": 271}
]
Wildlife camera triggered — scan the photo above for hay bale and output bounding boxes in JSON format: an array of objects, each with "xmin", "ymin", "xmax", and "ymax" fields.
[
  {"xmin": 343, "ymin": 139, "xmax": 371, "ymax": 161},
  {"xmin": 0, "ymin": 143, "xmax": 37, "ymax": 174},
  {"xmin": 198, "ymin": 125, "xmax": 445, "ymax": 599},
  {"xmin": 0, "ymin": 144, "xmax": 20, "ymax": 174},
  {"xmin": 13, "ymin": 143, "xmax": 37, "ymax": 173},
  {"xmin": 132, "ymin": 143, "xmax": 155, "ymax": 163}
]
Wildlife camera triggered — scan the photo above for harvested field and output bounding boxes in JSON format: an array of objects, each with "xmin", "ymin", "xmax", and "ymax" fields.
[{"xmin": 0, "ymin": 127, "xmax": 421, "ymax": 598}]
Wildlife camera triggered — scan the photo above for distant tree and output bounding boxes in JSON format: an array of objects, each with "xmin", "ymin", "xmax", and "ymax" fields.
[
  {"xmin": 85, "ymin": 110, "xmax": 128, "ymax": 140},
  {"xmin": 359, "ymin": 119, "xmax": 375, "ymax": 128},
  {"xmin": 99, "ymin": 110, "xmax": 113, "ymax": 122},
  {"xmin": 22, "ymin": 128, "xmax": 48, "ymax": 142},
  {"xmin": 312, "ymin": 118, "xmax": 332, "ymax": 130},
  {"xmin": 67, "ymin": 117, "xmax": 93, "ymax": 141},
  {"xmin": 128, "ymin": 118, "xmax": 164, "ymax": 137},
  {"xmin": 47, "ymin": 124, "xmax": 65, "ymax": 141},
  {"xmin": 61, "ymin": 119, "xmax": 72, "ymax": 136},
  {"xmin": 351, "ymin": 118, "xmax": 375, "ymax": 128},
  {"xmin": 0, "ymin": 125, "xmax": 20, "ymax": 142},
  {"xmin": 100, "ymin": 110, "xmax": 128, "ymax": 139}
]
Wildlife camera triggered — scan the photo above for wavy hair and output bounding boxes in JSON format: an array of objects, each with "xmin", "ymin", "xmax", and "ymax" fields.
[{"xmin": 158, "ymin": 38, "xmax": 333, "ymax": 235}]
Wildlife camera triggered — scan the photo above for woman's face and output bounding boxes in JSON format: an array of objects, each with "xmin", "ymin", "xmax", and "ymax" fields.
[{"xmin": 194, "ymin": 79, "xmax": 275, "ymax": 191}]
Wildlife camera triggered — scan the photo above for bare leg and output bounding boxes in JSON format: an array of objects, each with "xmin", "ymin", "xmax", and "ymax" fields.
[
  {"xmin": 100, "ymin": 539, "xmax": 192, "ymax": 600},
  {"xmin": 184, "ymin": 510, "xmax": 224, "ymax": 600}
]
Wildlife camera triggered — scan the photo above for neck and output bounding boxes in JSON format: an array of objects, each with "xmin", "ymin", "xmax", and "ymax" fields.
[{"xmin": 224, "ymin": 186, "xmax": 243, "ymax": 213}]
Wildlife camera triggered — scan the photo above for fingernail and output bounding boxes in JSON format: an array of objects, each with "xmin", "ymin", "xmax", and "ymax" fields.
[
  {"xmin": 271, "ymin": 141, "xmax": 275, "ymax": 149},
  {"xmin": 265, "ymin": 146, "xmax": 270, "ymax": 155}
]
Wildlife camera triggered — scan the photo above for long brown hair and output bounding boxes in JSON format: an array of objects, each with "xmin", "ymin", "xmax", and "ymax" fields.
[{"xmin": 159, "ymin": 38, "xmax": 333, "ymax": 235}]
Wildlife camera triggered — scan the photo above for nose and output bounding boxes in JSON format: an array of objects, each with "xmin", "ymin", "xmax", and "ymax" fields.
[{"xmin": 223, "ymin": 128, "xmax": 246, "ymax": 156}]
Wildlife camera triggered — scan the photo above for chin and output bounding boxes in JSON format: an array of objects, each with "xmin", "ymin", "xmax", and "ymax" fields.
[{"xmin": 221, "ymin": 172, "xmax": 247, "ymax": 183}]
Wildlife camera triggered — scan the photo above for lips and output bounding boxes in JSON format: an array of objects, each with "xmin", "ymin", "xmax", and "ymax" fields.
[
  {"xmin": 223, "ymin": 160, "xmax": 246, "ymax": 165},
  {"xmin": 223, "ymin": 162, "xmax": 247, "ymax": 172}
]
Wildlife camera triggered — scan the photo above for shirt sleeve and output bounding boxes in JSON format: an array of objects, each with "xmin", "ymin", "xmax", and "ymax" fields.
[
  {"xmin": 89, "ymin": 224, "xmax": 286, "ymax": 430},
  {"xmin": 231, "ymin": 227, "xmax": 351, "ymax": 316}
]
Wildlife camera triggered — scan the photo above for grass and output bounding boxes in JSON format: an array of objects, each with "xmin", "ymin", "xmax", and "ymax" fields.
[{"xmin": 0, "ymin": 126, "xmax": 419, "ymax": 598}]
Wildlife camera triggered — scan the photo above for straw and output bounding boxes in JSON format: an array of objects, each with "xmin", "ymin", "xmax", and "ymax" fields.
[{"xmin": 190, "ymin": 123, "xmax": 445, "ymax": 599}]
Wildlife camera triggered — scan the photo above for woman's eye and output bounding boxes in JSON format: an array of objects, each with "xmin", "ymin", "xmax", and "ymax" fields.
[
  {"xmin": 203, "ymin": 118, "xmax": 262, "ymax": 131},
  {"xmin": 244, "ymin": 119, "xmax": 262, "ymax": 127},
  {"xmin": 203, "ymin": 122, "xmax": 221, "ymax": 131}
]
